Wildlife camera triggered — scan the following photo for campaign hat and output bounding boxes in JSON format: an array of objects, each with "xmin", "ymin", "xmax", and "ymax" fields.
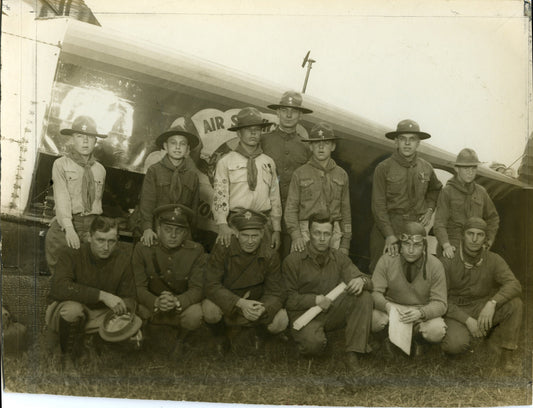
[
  {"xmin": 385, "ymin": 119, "xmax": 431, "ymax": 140},
  {"xmin": 154, "ymin": 204, "xmax": 193, "ymax": 228},
  {"xmin": 302, "ymin": 122, "xmax": 339, "ymax": 142},
  {"xmin": 451, "ymin": 148, "xmax": 484, "ymax": 167},
  {"xmin": 228, "ymin": 107, "xmax": 274, "ymax": 132},
  {"xmin": 60, "ymin": 116, "xmax": 107, "ymax": 138},
  {"xmin": 99, "ymin": 311, "xmax": 142, "ymax": 343},
  {"xmin": 156, "ymin": 117, "xmax": 200, "ymax": 149},
  {"xmin": 267, "ymin": 91, "xmax": 313, "ymax": 114},
  {"xmin": 229, "ymin": 208, "xmax": 268, "ymax": 231}
]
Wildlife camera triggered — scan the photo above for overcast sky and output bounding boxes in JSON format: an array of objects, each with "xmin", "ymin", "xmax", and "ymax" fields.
[{"xmin": 81, "ymin": 0, "xmax": 531, "ymax": 170}]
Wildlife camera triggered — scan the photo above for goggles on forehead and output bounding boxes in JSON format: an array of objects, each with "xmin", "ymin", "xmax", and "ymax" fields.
[{"xmin": 400, "ymin": 234, "xmax": 425, "ymax": 243}]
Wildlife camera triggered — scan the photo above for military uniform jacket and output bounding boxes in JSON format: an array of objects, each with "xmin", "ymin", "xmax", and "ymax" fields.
[
  {"xmin": 440, "ymin": 250, "xmax": 521, "ymax": 324},
  {"xmin": 139, "ymin": 156, "xmax": 199, "ymax": 231},
  {"xmin": 49, "ymin": 243, "xmax": 136, "ymax": 311},
  {"xmin": 284, "ymin": 157, "xmax": 352, "ymax": 249},
  {"xmin": 132, "ymin": 240, "xmax": 206, "ymax": 312},
  {"xmin": 261, "ymin": 127, "xmax": 311, "ymax": 205},
  {"xmin": 372, "ymin": 154, "xmax": 442, "ymax": 237},
  {"xmin": 205, "ymin": 237, "xmax": 285, "ymax": 319}
]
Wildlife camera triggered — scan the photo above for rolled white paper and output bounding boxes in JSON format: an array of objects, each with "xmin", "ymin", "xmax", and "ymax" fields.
[{"xmin": 293, "ymin": 282, "xmax": 348, "ymax": 331}]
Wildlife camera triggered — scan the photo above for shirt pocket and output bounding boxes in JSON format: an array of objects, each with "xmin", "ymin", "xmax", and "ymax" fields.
[
  {"xmin": 331, "ymin": 177, "xmax": 345, "ymax": 200},
  {"xmin": 469, "ymin": 193, "xmax": 485, "ymax": 217},
  {"xmin": 261, "ymin": 163, "xmax": 274, "ymax": 188},
  {"xmin": 228, "ymin": 162, "xmax": 248, "ymax": 184},
  {"xmin": 300, "ymin": 178, "xmax": 316, "ymax": 201},
  {"xmin": 65, "ymin": 170, "xmax": 80, "ymax": 197},
  {"xmin": 386, "ymin": 174, "xmax": 405, "ymax": 196},
  {"xmin": 94, "ymin": 179, "xmax": 104, "ymax": 199}
]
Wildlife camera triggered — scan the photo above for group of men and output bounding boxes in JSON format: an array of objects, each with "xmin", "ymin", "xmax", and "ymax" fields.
[{"xmin": 43, "ymin": 91, "xmax": 523, "ymax": 374}]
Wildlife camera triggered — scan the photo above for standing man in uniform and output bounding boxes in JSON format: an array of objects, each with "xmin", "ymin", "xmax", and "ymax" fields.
[
  {"xmin": 203, "ymin": 209, "xmax": 288, "ymax": 354},
  {"xmin": 283, "ymin": 214, "xmax": 373, "ymax": 369},
  {"xmin": 132, "ymin": 204, "xmax": 206, "ymax": 357},
  {"xmin": 285, "ymin": 122, "xmax": 351, "ymax": 255},
  {"xmin": 440, "ymin": 218, "xmax": 522, "ymax": 371},
  {"xmin": 434, "ymin": 148, "xmax": 499, "ymax": 258},
  {"xmin": 212, "ymin": 107, "xmax": 282, "ymax": 250},
  {"xmin": 370, "ymin": 119, "xmax": 442, "ymax": 272},
  {"xmin": 262, "ymin": 90, "xmax": 313, "ymax": 258},
  {"xmin": 45, "ymin": 116, "xmax": 107, "ymax": 274}
]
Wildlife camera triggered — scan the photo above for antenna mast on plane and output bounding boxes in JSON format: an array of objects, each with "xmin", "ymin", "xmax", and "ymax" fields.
[{"xmin": 301, "ymin": 51, "xmax": 316, "ymax": 94}]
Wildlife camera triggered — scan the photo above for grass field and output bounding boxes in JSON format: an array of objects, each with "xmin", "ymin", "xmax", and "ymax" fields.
[{"xmin": 3, "ymin": 318, "xmax": 532, "ymax": 407}]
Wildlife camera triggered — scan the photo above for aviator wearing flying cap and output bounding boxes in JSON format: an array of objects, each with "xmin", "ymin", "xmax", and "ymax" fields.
[
  {"xmin": 45, "ymin": 115, "xmax": 108, "ymax": 275},
  {"xmin": 132, "ymin": 203, "xmax": 207, "ymax": 359},
  {"xmin": 213, "ymin": 107, "xmax": 282, "ymax": 251}
]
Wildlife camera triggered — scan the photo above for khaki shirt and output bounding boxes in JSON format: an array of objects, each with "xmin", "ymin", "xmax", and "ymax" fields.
[{"xmin": 52, "ymin": 156, "xmax": 105, "ymax": 229}]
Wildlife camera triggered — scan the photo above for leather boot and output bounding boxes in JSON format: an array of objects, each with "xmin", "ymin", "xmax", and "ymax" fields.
[
  {"xmin": 58, "ymin": 315, "xmax": 86, "ymax": 372},
  {"xmin": 207, "ymin": 321, "xmax": 230, "ymax": 357},
  {"xmin": 171, "ymin": 329, "xmax": 189, "ymax": 359}
]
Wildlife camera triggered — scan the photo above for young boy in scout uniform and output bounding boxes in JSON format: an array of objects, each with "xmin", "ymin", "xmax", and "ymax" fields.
[
  {"xmin": 212, "ymin": 107, "xmax": 282, "ymax": 250},
  {"xmin": 370, "ymin": 119, "xmax": 442, "ymax": 272},
  {"xmin": 203, "ymin": 209, "xmax": 288, "ymax": 355},
  {"xmin": 434, "ymin": 148, "xmax": 499, "ymax": 259},
  {"xmin": 45, "ymin": 116, "xmax": 107, "ymax": 274},
  {"xmin": 132, "ymin": 204, "xmax": 206, "ymax": 357},
  {"xmin": 284, "ymin": 122, "xmax": 352, "ymax": 255},
  {"xmin": 139, "ymin": 118, "xmax": 200, "ymax": 246}
]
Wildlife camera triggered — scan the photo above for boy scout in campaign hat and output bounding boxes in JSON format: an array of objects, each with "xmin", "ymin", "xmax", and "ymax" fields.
[
  {"xmin": 263, "ymin": 91, "xmax": 314, "ymax": 259},
  {"xmin": 203, "ymin": 208, "xmax": 288, "ymax": 355},
  {"xmin": 45, "ymin": 115, "xmax": 108, "ymax": 274},
  {"xmin": 139, "ymin": 117, "xmax": 201, "ymax": 247},
  {"xmin": 370, "ymin": 119, "xmax": 442, "ymax": 272},
  {"xmin": 434, "ymin": 148, "xmax": 499, "ymax": 259},
  {"xmin": 284, "ymin": 122, "xmax": 352, "ymax": 255},
  {"xmin": 212, "ymin": 107, "xmax": 283, "ymax": 250},
  {"xmin": 132, "ymin": 203, "xmax": 207, "ymax": 358}
]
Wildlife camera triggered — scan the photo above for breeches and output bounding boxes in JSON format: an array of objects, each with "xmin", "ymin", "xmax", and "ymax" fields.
[
  {"xmin": 202, "ymin": 299, "xmax": 288, "ymax": 334},
  {"xmin": 371, "ymin": 308, "xmax": 447, "ymax": 343},
  {"xmin": 290, "ymin": 291, "xmax": 373, "ymax": 355},
  {"xmin": 45, "ymin": 215, "xmax": 95, "ymax": 274},
  {"xmin": 138, "ymin": 301, "xmax": 204, "ymax": 331},
  {"xmin": 441, "ymin": 297, "xmax": 523, "ymax": 354}
]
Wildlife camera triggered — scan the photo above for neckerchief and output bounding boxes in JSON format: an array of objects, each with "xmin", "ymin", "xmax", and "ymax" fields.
[
  {"xmin": 67, "ymin": 149, "xmax": 96, "ymax": 213},
  {"xmin": 307, "ymin": 156, "xmax": 337, "ymax": 199},
  {"xmin": 234, "ymin": 143, "xmax": 263, "ymax": 191},
  {"xmin": 160, "ymin": 155, "xmax": 186, "ymax": 203},
  {"xmin": 391, "ymin": 151, "xmax": 418, "ymax": 211},
  {"xmin": 447, "ymin": 176, "xmax": 476, "ymax": 216},
  {"xmin": 459, "ymin": 242, "xmax": 484, "ymax": 269}
]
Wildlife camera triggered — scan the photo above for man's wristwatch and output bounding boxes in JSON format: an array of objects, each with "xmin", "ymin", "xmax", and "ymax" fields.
[{"xmin": 418, "ymin": 308, "xmax": 426, "ymax": 321}]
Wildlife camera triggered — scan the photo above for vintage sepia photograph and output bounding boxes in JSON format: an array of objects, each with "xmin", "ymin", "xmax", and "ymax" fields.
[{"xmin": 1, "ymin": 1, "xmax": 532, "ymax": 407}]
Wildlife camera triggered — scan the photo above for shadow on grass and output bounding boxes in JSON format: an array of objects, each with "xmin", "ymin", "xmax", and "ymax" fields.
[{"xmin": 3, "ymin": 324, "xmax": 532, "ymax": 407}]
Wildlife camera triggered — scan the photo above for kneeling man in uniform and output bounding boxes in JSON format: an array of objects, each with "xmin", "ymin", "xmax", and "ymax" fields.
[
  {"xmin": 283, "ymin": 213, "xmax": 373, "ymax": 369},
  {"xmin": 371, "ymin": 222, "xmax": 447, "ymax": 355},
  {"xmin": 203, "ymin": 209, "xmax": 288, "ymax": 354},
  {"xmin": 45, "ymin": 216, "xmax": 139, "ymax": 369},
  {"xmin": 132, "ymin": 204, "xmax": 207, "ymax": 357},
  {"xmin": 440, "ymin": 217, "xmax": 522, "ymax": 371}
]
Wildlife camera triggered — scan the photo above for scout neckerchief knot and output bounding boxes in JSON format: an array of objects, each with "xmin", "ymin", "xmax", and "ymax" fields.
[
  {"xmin": 67, "ymin": 148, "xmax": 96, "ymax": 213},
  {"xmin": 235, "ymin": 144, "xmax": 263, "ymax": 191}
]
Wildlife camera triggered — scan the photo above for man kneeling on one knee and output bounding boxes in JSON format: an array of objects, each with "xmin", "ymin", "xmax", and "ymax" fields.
[
  {"xmin": 45, "ymin": 216, "xmax": 140, "ymax": 367},
  {"xmin": 132, "ymin": 204, "xmax": 207, "ymax": 356},
  {"xmin": 283, "ymin": 213, "xmax": 373, "ymax": 369},
  {"xmin": 371, "ymin": 222, "xmax": 447, "ymax": 353},
  {"xmin": 203, "ymin": 209, "xmax": 288, "ymax": 353},
  {"xmin": 440, "ymin": 217, "xmax": 522, "ymax": 370}
]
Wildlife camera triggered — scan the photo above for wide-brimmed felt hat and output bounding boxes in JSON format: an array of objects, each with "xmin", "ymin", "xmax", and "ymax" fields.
[
  {"xmin": 267, "ymin": 91, "xmax": 313, "ymax": 114},
  {"xmin": 229, "ymin": 208, "xmax": 268, "ymax": 231},
  {"xmin": 99, "ymin": 311, "xmax": 142, "ymax": 343},
  {"xmin": 302, "ymin": 122, "xmax": 339, "ymax": 142},
  {"xmin": 228, "ymin": 107, "xmax": 274, "ymax": 132},
  {"xmin": 154, "ymin": 204, "xmax": 193, "ymax": 228},
  {"xmin": 451, "ymin": 148, "xmax": 484, "ymax": 167},
  {"xmin": 60, "ymin": 116, "xmax": 107, "ymax": 138},
  {"xmin": 156, "ymin": 116, "xmax": 200, "ymax": 149},
  {"xmin": 385, "ymin": 119, "xmax": 431, "ymax": 140}
]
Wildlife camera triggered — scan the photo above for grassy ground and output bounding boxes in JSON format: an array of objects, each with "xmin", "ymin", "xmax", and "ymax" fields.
[{"xmin": 3, "ymin": 321, "xmax": 532, "ymax": 407}]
